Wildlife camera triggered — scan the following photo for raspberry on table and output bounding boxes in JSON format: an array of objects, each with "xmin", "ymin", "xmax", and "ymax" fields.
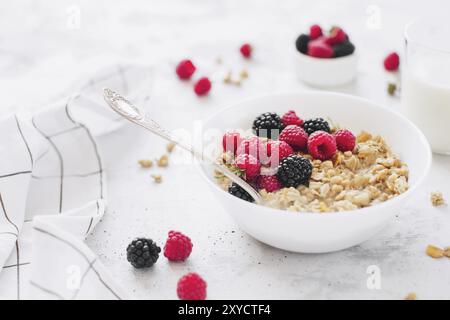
[
  {"xmin": 264, "ymin": 140, "xmax": 294, "ymax": 167},
  {"xmin": 307, "ymin": 38, "xmax": 334, "ymax": 58},
  {"xmin": 303, "ymin": 118, "xmax": 331, "ymax": 135},
  {"xmin": 309, "ymin": 24, "xmax": 323, "ymax": 40},
  {"xmin": 235, "ymin": 153, "xmax": 261, "ymax": 181},
  {"xmin": 126, "ymin": 238, "xmax": 160, "ymax": 268},
  {"xmin": 240, "ymin": 43, "xmax": 252, "ymax": 58},
  {"xmin": 252, "ymin": 112, "xmax": 283, "ymax": 139},
  {"xmin": 295, "ymin": 34, "xmax": 310, "ymax": 54},
  {"xmin": 228, "ymin": 183, "xmax": 254, "ymax": 202},
  {"xmin": 163, "ymin": 231, "xmax": 193, "ymax": 262},
  {"xmin": 177, "ymin": 273, "xmax": 207, "ymax": 300},
  {"xmin": 276, "ymin": 155, "xmax": 313, "ymax": 188},
  {"xmin": 334, "ymin": 129, "xmax": 356, "ymax": 152},
  {"xmin": 222, "ymin": 130, "xmax": 242, "ymax": 155},
  {"xmin": 257, "ymin": 175, "xmax": 282, "ymax": 192},
  {"xmin": 176, "ymin": 59, "xmax": 196, "ymax": 80},
  {"xmin": 279, "ymin": 125, "xmax": 308, "ymax": 151},
  {"xmin": 384, "ymin": 52, "xmax": 400, "ymax": 71},
  {"xmin": 307, "ymin": 130, "xmax": 337, "ymax": 160},
  {"xmin": 194, "ymin": 77, "xmax": 211, "ymax": 96},
  {"xmin": 281, "ymin": 110, "xmax": 304, "ymax": 127}
]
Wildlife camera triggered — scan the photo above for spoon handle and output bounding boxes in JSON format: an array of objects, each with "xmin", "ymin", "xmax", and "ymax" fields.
[{"xmin": 103, "ymin": 88, "xmax": 262, "ymax": 204}]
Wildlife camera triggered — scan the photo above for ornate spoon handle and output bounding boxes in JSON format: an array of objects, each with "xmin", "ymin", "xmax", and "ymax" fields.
[{"xmin": 103, "ymin": 88, "xmax": 262, "ymax": 204}]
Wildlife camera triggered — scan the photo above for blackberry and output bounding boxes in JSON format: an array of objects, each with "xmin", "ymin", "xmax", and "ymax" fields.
[
  {"xmin": 303, "ymin": 118, "xmax": 331, "ymax": 135},
  {"xmin": 228, "ymin": 183, "xmax": 254, "ymax": 203},
  {"xmin": 252, "ymin": 112, "xmax": 283, "ymax": 139},
  {"xmin": 295, "ymin": 34, "xmax": 310, "ymax": 54},
  {"xmin": 126, "ymin": 238, "xmax": 161, "ymax": 268},
  {"xmin": 276, "ymin": 155, "xmax": 312, "ymax": 188},
  {"xmin": 333, "ymin": 40, "xmax": 355, "ymax": 58}
]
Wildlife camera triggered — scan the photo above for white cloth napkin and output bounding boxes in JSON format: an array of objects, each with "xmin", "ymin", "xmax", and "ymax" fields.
[{"xmin": 0, "ymin": 64, "xmax": 153, "ymax": 299}]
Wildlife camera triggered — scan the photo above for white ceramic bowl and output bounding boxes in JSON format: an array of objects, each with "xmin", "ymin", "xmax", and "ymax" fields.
[
  {"xmin": 197, "ymin": 92, "xmax": 431, "ymax": 253},
  {"xmin": 294, "ymin": 51, "xmax": 358, "ymax": 87}
]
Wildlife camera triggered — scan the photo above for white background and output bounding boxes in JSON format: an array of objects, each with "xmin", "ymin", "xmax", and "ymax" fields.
[{"xmin": 1, "ymin": 0, "xmax": 449, "ymax": 299}]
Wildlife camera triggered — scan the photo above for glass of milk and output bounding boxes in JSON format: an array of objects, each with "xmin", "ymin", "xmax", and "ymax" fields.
[{"xmin": 402, "ymin": 19, "xmax": 450, "ymax": 155}]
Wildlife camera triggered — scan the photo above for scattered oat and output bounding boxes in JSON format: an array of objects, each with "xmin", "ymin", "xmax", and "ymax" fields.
[
  {"xmin": 426, "ymin": 245, "xmax": 444, "ymax": 259},
  {"xmin": 387, "ymin": 82, "xmax": 397, "ymax": 96},
  {"xmin": 223, "ymin": 71, "xmax": 232, "ymax": 84},
  {"xmin": 138, "ymin": 159, "xmax": 153, "ymax": 168},
  {"xmin": 166, "ymin": 142, "xmax": 176, "ymax": 153},
  {"xmin": 444, "ymin": 247, "xmax": 450, "ymax": 258},
  {"xmin": 430, "ymin": 192, "xmax": 445, "ymax": 206},
  {"xmin": 404, "ymin": 292, "xmax": 417, "ymax": 300},
  {"xmin": 240, "ymin": 69, "xmax": 248, "ymax": 79},
  {"xmin": 157, "ymin": 154, "xmax": 169, "ymax": 167},
  {"xmin": 151, "ymin": 174, "xmax": 162, "ymax": 183}
]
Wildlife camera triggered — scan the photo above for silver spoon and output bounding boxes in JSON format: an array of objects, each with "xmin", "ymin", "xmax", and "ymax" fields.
[{"xmin": 103, "ymin": 88, "xmax": 262, "ymax": 204}]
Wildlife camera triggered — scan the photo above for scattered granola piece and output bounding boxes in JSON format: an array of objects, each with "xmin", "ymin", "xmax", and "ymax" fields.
[
  {"xmin": 223, "ymin": 71, "xmax": 232, "ymax": 84},
  {"xmin": 404, "ymin": 292, "xmax": 417, "ymax": 300},
  {"xmin": 430, "ymin": 192, "xmax": 445, "ymax": 206},
  {"xmin": 444, "ymin": 247, "xmax": 450, "ymax": 258},
  {"xmin": 151, "ymin": 174, "xmax": 162, "ymax": 183},
  {"xmin": 157, "ymin": 154, "xmax": 169, "ymax": 167},
  {"xmin": 240, "ymin": 69, "xmax": 248, "ymax": 79},
  {"xmin": 166, "ymin": 142, "xmax": 176, "ymax": 153},
  {"xmin": 387, "ymin": 82, "xmax": 397, "ymax": 96},
  {"xmin": 138, "ymin": 159, "xmax": 153, "ymax": 168},
  {"xmin": 426, "ymin": 245, "xmax": 444, "ymax": 259}
]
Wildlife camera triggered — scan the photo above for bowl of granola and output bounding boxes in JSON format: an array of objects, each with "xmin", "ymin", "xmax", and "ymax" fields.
[{"xmin": 198, "ymin": 92, "xmax": 431, "ymax": 253}]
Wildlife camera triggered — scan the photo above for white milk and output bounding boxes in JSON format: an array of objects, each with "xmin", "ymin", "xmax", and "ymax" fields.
[{"xmin": 402, "ymin": 61, "xmax": 450, "ymax": 154}]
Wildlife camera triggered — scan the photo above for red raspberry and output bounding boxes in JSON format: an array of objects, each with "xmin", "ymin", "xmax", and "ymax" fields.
[
  {"xmin": 235, "ymin": 153, "xmax": 261, "ymax": 181},
  {"xmin": 177, "ymin": 273, "xmax": 207, "ymax": 300},
  {"xmin": 163, "ymin": 231, "xmax": 193, "ymax": 262},
  {"xmin": 325, "ymin": 27, "xmax": 346, "ymax": 45},
  {"xmin": 307, "ymin": 38, "xmax": 334, "ymax": 58},
  {"xmin": 281, "ymin": 110, "xmax": 304, "ymax": 127},
  {"xmin": 257, "ymin": 175, "xmax": 282, "ymax": 192},
  {"xmin": 334, "ymin": 129, "xmax": 356, "ymax": 152},
  {"xmin": 194, "ymin": 77, "xmax": 211, "ymax": 96},
  {"xmin": 307, "ymin": 131, "xmax": 337, "ymax": 160},
  {"xmin": 309, "ymin": 24, "xmax": 323, "ymax": 40},
  {"xmin": 265, "ymin": 140, "xmax": 294, "ymax": 167},
  {"xmin": 384, "ymin": 52, "xmax": 399, "ymax": 71},
  {"xmin": 176, "ymin": 59, "xmax": 196, "ymax": 80},
  {"xmin": 236, "ymin": 136, "xmax": 263, "ymax": 159},
  {"xmin": 240, "ymin": 43, "xmax": 252, "ymax": 58},
  {"xmin": 222, "ymin": 130, "xmax": 242, "ymax": 155},
  {"xmin": 279, "ymin": 125, "xmax": 308, "ymax": 151}
]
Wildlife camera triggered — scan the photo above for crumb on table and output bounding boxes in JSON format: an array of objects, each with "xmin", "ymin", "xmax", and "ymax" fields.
[
  {"xmin": 426, "ymin": 244, "xmax": 444, "ymax": 259},
  {"xmin": 404, "ymin": 292, "xmax": 417, "ymax": 300},
  {"xmin": 430, "ymin": 192, "xmax": 445, "ymax": 206},
  {"xmin": 157, "ymin": 154, "xmax": 169, "ymax": 167},
  {"xmin": 151, "ymin": 174, "xmax": 162, "ymax": 183},
  {"xmin": 138, "ymin": 159, "xmax": 153, "ymax": 168}
]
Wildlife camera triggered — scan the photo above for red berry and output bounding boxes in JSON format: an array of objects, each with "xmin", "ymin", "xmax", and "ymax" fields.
[
  {"xmin": 264, "ymin": 140, "xmax": 294, "ymax": 167},
  {"xmin": 257, "ymin": 175, "xmax": 282, "ymax": 192},
  {"xmin": 384, "ymin": 52, "xmax": 400, "ymax": 71},
  {"xmin": 163, "ymin": 231, "xmax": 193, "ymax": 262},
  {"xmin": 194, "ymin": 77, "xmax": 211, "ymax": 96},
  {"xmin": 176, "ymin": 59, "xmax": 196, "ymax": 80},
  {"xmin": 307, "ymin": 38, "xmax": 334, "ymax": 58},
  {"xmin": 235, "ymin": 153, "xmax": 261, "ymax": 181},
  {"xmin": 334, "ymin": 129, "xmax": 356, "ymax": 152},
  {"xmin": 236, "ymin": 136, "xmax": 263, "ymax": 160},
  {"xmin": 309, "ymin": 24, "xmax": 323, "ymax": 40},
  {"xmin": 307, "ymin": 131, "xmax": 337, "ymax": 160},
  {"xmin": 177, "ymin": 273, "xmax": 207, "ymax": 300},
  {"xmin": 240, "ymin": 43, "xmax": 252, "ymax": 58},
  {"xmin": 325, "ymin": 27, "xmax": 346, "ymax": 45},
  {"xmin": 222, "ymin": 130, "xmax": 242, "ymax": 155},
  {"xmin": 281, "ymin": 110, "xmax": 304, "ymax": 127},
  {"xmin": 279, "ymin": 125, "xmax": 308, "ymax": 151}
]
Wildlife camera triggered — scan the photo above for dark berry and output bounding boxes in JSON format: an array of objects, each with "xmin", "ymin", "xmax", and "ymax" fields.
[
  {"xmin": 303, "ymin": 118, "xmax": 331, "ymax": 135},
  {"xmin": 126, "ymin": 238, "xmax": 161, "ymax": 268},
  {"xmin": 228, "ymin": 183, "xmax": 254, "ymax": 203},
  {"xmin": 295, "ymin": 34, "xmax": 310, "ymax": 54},
  {"xmin": 333, "ymin": 40, "xmax": 355, "ymax": 58},
  {"xmin": 252, "ymin": 112, "xmax": 283, "ymax": 139},
  {"xmin": 276, "ymin": 155, "xmax": 312, "ymax": 188}
]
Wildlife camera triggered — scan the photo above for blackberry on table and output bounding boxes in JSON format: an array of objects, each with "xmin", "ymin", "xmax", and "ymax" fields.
[
  {"xmin": 126, "ymin": 238, "xmax": 160, "ymax": 268},
  {"xmin": 333, "ymin": 40, "xmax": 355, "ymax": 58},
  {"xmin": 252, "ymin": 112, "xmax": 283, "ymax": 139},
  {"xmin": 295, "ymin": 34, "xmax": 310, "ymax": 54},
  {"xmin": 228, "ymin": 183, "xmax": 254, "ymax": 203},
  {"xmin": 276, "ymin": 155, "xmax": 312, "ymax": 188},
  {"xmin": 303, "ymin": 118, "xmax": 331, "ymax": 135}
]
